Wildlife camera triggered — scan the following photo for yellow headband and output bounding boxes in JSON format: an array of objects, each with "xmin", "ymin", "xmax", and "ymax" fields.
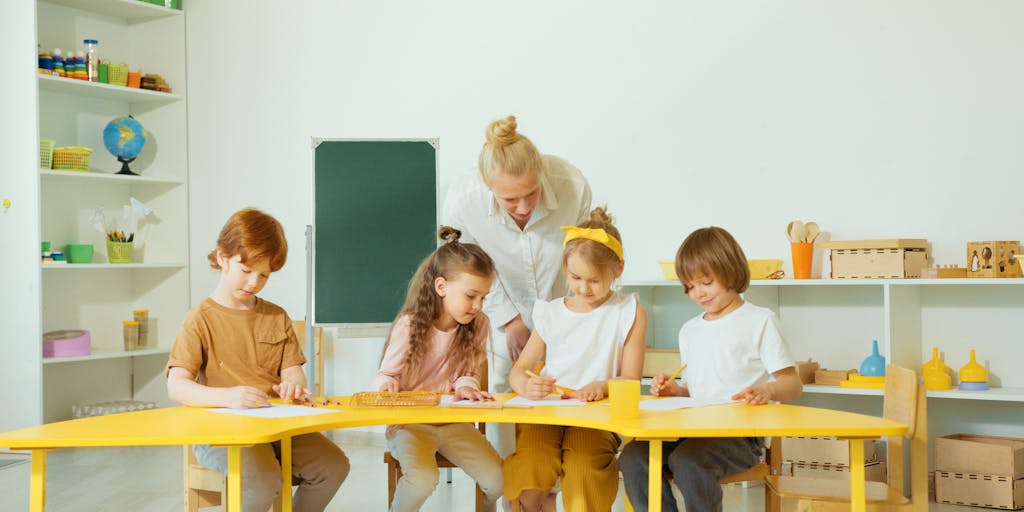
[{"xmin": 560, "ymin": 226, "xmax": 624, "ymax": 261}]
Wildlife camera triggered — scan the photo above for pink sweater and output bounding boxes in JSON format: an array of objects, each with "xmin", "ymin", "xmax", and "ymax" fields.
[{"xmin": 372, "ymin": 314, "xmax": 486, "ymax": 393}]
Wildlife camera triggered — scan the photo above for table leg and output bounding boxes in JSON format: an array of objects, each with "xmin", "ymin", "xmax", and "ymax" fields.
[
  {"xmin": 227, "ymin": 446, "xmax": 242, "ymax": 512},
  {"xmin": 648, "ymin": 440, "xmax": 662, "ymax": 511},
  {"xmin": 30, "ymin": 449, "xmax": 48, "ymax": 512},
  {"xmin": 849, "ymin": 439, "xmax": 865, "ymax": 512},
  {"xmin": 280, "ymin": 436, "xmax": 292, "ymax": 512}
]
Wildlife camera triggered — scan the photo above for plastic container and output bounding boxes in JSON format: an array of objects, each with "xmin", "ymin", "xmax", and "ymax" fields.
[
  {"xmin": 65, "ymin": 244, "xmax": 93, "ymax": 264},
  {"xmin": 133, "ymin": 309, "xmax": 149, "ymax": 347},
  {"xmin": 52, "ymin": 146, "xmax": 92, "ymax": 171},
  {"xmin": 859, "ymin": 340, "xmax": 886, "ymax": 376},
  {"xmin": 106, "ymin": 241, "xmax": 133, "ymax": 263},
  {"xmin": 83, "ymin": 39, "xmax": 98, "ymax": 82},
  {"xmin": 123, "ymin": 320, "xmax": 139, "ymax": 351},
  {"xmin": 39, "ymin": 138, "xmax": 54, "ymax": 169},
  {"xmin": 98, "ymin": 62, "xmax": 108, "ymax": 84}
]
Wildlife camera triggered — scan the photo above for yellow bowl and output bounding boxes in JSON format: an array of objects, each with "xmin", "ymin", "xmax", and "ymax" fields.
[
  {"xmin": 658, "ymin": 260, "xmax": 677, "ymax": 281},
  {"xmin": 749, "ymin": 259, "xmax": 783, "ymax": 280}
]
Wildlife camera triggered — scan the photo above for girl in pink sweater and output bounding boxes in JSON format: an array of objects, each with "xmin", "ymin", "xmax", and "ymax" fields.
[{"xmin": 372, "ymin": 226, "xmax": 504, "ymax": 512}]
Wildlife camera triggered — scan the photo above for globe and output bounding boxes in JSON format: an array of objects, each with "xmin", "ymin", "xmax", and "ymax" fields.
[{"xmin": 103, "ymin": 116, "xmax": 149, "ymax": 175}]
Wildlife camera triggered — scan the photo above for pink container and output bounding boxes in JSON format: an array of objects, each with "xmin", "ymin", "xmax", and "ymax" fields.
[{"xmin": 43, "ymin": 329, "xmax": 91, "ymax": 357}]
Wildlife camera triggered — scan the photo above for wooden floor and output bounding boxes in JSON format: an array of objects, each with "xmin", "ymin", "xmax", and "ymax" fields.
[{"xmin": 0, "ymin": 431, "xmax": 977, "ymax": 511}]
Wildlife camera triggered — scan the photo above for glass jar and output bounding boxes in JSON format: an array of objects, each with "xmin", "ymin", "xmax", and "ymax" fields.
[
  {"xmin": 133, "ymin": 309, "xmax": 149, "ymax": 348},
  {"xmin": 83, "ymin": 38, "xmax": 99, "ymax": 82},
  {"xmin": 122, "ymin": 320, "xmax": 139, "ymax": 351}
]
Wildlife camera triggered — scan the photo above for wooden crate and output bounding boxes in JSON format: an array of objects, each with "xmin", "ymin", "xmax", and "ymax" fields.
[
  {"xmin": 814, "ymin": 369, "xmax": 855, "ymax": 386},
  {"xmin": 819, "ymin": 239, "xmax": 929, "ymax": 279}
]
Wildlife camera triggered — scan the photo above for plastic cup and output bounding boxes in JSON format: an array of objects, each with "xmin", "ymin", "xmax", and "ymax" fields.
[
  {"xmin": 791, "ymin": 242, "xmax": 814, "ymax": 279},
  {"xmin": 66, "ymin": 244, "xmax": 94, "ymax": 264},
  {"xmin": 608, "ymin": 377, "xmax": 640, "ymax": 419}
]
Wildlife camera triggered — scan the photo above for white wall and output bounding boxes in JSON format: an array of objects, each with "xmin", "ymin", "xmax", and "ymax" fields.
[
  {"xmin": 185, "ymin": 1, "xmax": 1024, "ymax": 392},
  {"xmin": 0, "ymin": 0, "xmax": 43, "ymax": 431}
]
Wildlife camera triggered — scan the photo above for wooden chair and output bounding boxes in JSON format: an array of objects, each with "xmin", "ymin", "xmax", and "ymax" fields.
[
  {"xmin": 620, "ymin": 437, "xmax": 782, "ymax": 512},
  {"xmin": 765, "ymin": 364, "xmax": 927, "ymax": 512},
  {"xmin": 183, "ymin": 446, "xmax": 283, "ymax": 512},
  {"xmin": 383, "ymin": 364, "xmax": 489, "ymax": 512}
]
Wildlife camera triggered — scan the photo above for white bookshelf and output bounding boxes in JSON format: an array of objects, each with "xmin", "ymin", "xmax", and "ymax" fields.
[{"xmin": 36, "ymin": 0, "xmax": 187, "ymax": 422}]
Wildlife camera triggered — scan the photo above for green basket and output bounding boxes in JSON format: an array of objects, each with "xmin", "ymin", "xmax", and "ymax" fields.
[
  {"xmin": 106, "ymin": 241, "xmax": 134, "ymax": 263},
  {"xmin": 40, "ymin": 138, "xmax": 55, "ymax": 169}
]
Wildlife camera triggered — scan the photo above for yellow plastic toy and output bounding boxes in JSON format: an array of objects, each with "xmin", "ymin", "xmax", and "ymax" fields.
[
  {"xmin": 958, "ymin": 349, "xmax": 989, "ymax": 391},
  {"xmin": 922, "ymin": 347, "xmax": 952, "ymax": 391}
]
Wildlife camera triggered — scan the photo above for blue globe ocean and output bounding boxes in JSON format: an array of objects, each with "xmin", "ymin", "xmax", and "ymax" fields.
[{"xmin": 103, "ymin": 116, "xmax": 148, "ymax": 175}]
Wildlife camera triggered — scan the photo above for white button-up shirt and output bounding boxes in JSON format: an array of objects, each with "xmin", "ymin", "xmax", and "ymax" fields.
[{"xmin": 442, "ymin": 155, "xmax": 592, "ymax": 330}]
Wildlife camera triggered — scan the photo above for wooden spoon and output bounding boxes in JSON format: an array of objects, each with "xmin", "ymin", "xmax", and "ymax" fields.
[
  {"xmin": 787, "ymin": 220, "xmax": 806, "ymax": 243},
  {"xmin": 804, "ymin": 222, "xmax": 820, "ymax": 243}
]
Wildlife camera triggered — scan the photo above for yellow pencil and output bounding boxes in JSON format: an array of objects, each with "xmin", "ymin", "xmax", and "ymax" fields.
[
  {"xmin": 525, "ymin": 369, "xmax": 576, "ymax": 395},
  {"xmin": 218, "ymin": 361, "xmax": 247, "ymax": 386},
  {"xmin": 654, "ymin": 363, "xmax": 687, "ymax": 395}
]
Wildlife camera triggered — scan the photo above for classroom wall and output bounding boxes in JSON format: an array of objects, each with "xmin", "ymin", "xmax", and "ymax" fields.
[
  {"xmin": 0, "ymin": 0, "xmax": 44, "ymax": 431},
  {"xmin": 185, "ymin": 1, "xmax": 1024, "ymax": 392}
]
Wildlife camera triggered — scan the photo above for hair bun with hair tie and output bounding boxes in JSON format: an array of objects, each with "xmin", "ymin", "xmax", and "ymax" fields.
[{"xmin": 437, "ymin": 226, "xmax": 462, "ymax": 244}]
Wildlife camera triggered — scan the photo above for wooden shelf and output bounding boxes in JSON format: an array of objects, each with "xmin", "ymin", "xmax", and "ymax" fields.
[
  {"xmin": 43, "ymin": 346, "xmax": 170, "ymax": 364},
  {"xmin": 39, "ymin": 0, "xmax": 180, "ymax": 23},
  {"xmin": 38, "ymin": 75, "xmax": 181, "ymax": 105},
  {"xmin": 40, "ymin": 169, "xmax": 184, "ymax": 185},
  {"xmin": 41, "ymin": 262, "xmax": 186, "ymax": 270}
]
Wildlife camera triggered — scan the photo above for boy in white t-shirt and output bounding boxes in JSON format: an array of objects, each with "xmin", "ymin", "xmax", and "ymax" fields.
[{"xmin": 617, "ymin": 226, "xmax": 803, "ymax": 512}]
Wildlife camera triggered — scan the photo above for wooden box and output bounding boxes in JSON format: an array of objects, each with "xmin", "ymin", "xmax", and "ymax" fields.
[
  {"xmin": 936, "ymin": 434, "xmax": 1024, "ymax": 479},
  {"xmin": 813, "ymin": 369, "xmax": 855, "ymax": 386},
  {"xmin": 935, "ymin": 471, "xmax": 1024, "ymax": 510},
  {"xmin": 819, "ymin": 239, "xmax": 929, "ymax": 279},
  {"xmin": 794, "ymin": 359, "xmax": 820, "ymax": 384},
  {"xmin": 967, "ymin": 241, "xmax": 1023, "ymax": 278}
]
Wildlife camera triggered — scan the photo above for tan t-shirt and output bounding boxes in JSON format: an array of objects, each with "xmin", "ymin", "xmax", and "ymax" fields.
[{"xmin": 166, "ymin": 297, "xmax": 305, "ymax": 395}]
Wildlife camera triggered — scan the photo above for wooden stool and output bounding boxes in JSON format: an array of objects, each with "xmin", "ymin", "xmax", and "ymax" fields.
[{"xmin": 183, "ymin": 445, "xmax": 284, "ymax": 512}]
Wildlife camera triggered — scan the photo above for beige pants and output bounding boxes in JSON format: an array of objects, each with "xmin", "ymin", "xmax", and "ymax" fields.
[
  {"xmin": 503, "ymin": 424, "xmax": 621, "ymax": 512},
  {"xmin": 387, "ymin": 423, "xmax": 504, "ymax": 512}
]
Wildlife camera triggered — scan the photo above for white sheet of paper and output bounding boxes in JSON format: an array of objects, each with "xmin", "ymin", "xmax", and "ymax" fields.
[
  {"xmin": 438, "ymin": 395, "xmax": 503, "ymax": 408},
  {"xmin": 639, "ymin": 396, "xmax": 736, "ymax": 411},
  {"xmin": 206, "ymin": 404, "xmax": 340, "ymax": 418},
  {"xmin": 504, "ymin": 395, "xmax": 587, "ymax": 407}
]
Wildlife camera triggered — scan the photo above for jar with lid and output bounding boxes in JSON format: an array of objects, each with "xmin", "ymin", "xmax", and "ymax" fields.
[
  {"xmin": 133, "ymin": 309, "xmax": 149, "ymax": 347},
  {"xmin": 122, "ymin": 320, "xmax": 139, "ymax": 351},
  {"xmin": 83, "ymin": 39, "xmax": 99, "ymax": 82}
]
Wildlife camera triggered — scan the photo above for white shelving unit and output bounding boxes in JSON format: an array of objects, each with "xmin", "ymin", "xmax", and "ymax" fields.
[{"xmin": 36, "ymin": 0, "xmax": 187, "ymax": 422}]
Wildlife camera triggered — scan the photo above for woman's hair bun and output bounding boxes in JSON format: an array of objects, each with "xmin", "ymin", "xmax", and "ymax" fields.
[
  {"xmin": 485, "ymin": 115, "xmax": 519, "ymax": 147},
  {"xmin": 438, "ymin": 226, "xmax": 462, "ymax": 244}
]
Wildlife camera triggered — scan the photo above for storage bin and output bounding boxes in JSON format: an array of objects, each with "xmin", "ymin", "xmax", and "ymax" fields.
[
  {"xmin": 65, "ymin": 244, "xmax": 93, "ymax": 263},
  {"xmin": 108, "ymin": 63, "xmax": 128, "ymax": 86},
  {"xmin": 936, "ymin": 434, "xmax": 1024, "ymax": 479},
  {"xmin": 819, "ymin": 239, "xmax": 929, "ymax": 279},
  {"xmin": 43, "ymin": 329, "xmax": 91, "ymax": 357},
  {"xmin": 782, "ymin": 436, "xmax": 878, "ymax": 466},
  {"xmin": 106, "ymin": 240, "xmax": 133, "ymax": 263},
  {"xmin": 51, "ymin": 146, "xmax": 92, "ymax": 171},
  {"xmin": 39, "ymin": 138, "xmax": 55, "ymax": 169}
]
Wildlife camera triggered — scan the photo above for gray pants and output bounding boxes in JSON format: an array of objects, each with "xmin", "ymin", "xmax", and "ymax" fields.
[
  {"xmin": 617, "ymin": 437, "xmax": 763, "ymax": 512},
  {"xmin": 193, "ymin": 432, "xmax": 350, "ymax": 512}
]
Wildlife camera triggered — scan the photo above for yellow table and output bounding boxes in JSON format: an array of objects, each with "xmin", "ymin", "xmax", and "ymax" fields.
[{"xmin": 0, "ymin": 396, "xmax": 906, "ymax": 512}]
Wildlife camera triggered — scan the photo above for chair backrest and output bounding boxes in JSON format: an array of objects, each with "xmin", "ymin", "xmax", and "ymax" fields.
[
  {"xmin": 881, "ymin": 364, "xmax": 928, "ymax": 505},
  {"xmin": 292, "ymin": 320, "xmax": 324, "ymax": 397}
]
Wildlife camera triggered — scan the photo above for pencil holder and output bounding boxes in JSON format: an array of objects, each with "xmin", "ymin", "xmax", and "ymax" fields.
[
  {"xmin": 609, "ymin": 377, "xmax": 640, "ymax": 419},
  {"xmin": 106, "ymin": 241, "xmax": 133, "ymax": 263}
]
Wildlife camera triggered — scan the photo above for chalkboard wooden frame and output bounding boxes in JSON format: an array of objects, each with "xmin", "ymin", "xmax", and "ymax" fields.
[{"xmin": 311, "ymin": 138, "xmax": 439, "ymax": 327}]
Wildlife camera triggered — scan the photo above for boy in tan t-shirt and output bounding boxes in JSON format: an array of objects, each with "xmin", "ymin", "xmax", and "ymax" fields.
[{"xmin": 167, "ymin": 208, "xmax": 348, "ymax": 511}]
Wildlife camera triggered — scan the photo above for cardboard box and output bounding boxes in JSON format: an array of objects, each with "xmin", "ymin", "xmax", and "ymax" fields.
[
  {"xmin": 643, "ymin": 348, "xmax": 679, "ymax": 378},
  {"xmin": 813, "ymin": 369, "xmax": 856, "ymax": 386},
  {"xmin": 935, "ymin": 434, "xmax": 1024, "ymax": 479},
  {"xmin": 782, "ymin": 436, "xmax": 878, "ymax": 465},
  {"xmin": 935, "ymin": 471, "xmax": 1024, "ymax": 510},
  {"xmin": 781, "ymin": 460, "xmax": 887, "ymax": 483},
  {"xmin": 819, "ymin": 239, "xmax": 929, "ymax": 279}
]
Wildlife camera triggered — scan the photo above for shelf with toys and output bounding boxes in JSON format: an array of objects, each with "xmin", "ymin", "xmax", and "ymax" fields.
[{"xmin": 35, "ymin": 0, "xmax": 187, "ymax": 422}]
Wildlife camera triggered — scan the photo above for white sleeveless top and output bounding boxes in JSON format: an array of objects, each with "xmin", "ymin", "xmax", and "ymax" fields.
[{"xmin": 532, "ymin": 291, "xmax": 638, "ymax": 390}]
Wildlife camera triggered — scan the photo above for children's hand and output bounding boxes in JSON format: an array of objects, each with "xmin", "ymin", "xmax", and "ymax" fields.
[
  {"xmin": 524, "ymin": 374, "xmax": 557, "ymax": 399},
  {"xmin": 226, "ymin": 386, "xmax": 270, "ymax": 409},
  {"xmin": 731, "ymin": 383, "xmax": 772, "ymax": 405},
  {"xmin": 651, "ymin": 373, "xmax": 681, "ymax": 397},
  {"xmin": 567, "ymin": 382, "xmax": 606, "ymax": 402},
  {"xmin": 455, "ymin": 386, "xmax": 493, "ymax": 402},
  {"xmin": 378, "ymin": 380, "xmax": 399, "ymax": 393},
  {"xmin": 273, "ymin": 381, "xmax": 311, "ymax": 401}
]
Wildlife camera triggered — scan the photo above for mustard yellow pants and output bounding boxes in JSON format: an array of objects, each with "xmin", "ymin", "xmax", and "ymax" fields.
[{"xmin": 503, "ymin": 424, "xmax": 621, "ymax": 512}]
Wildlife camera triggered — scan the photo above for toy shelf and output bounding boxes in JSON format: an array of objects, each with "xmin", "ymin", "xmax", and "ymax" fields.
[
  {"xmin": 42, "ymin": 346, "xmax": 170, "ymax": 365},
  {"xmin": 39, "ymin": 0, "xmax": 180, "ymax": 23},
  {"xmin": 40, "ymin": 169, "xmax": 185, "ymax": 185},
  {"xmin": 38, "ymin": 75, "xmax": 181, "ymax": 106},
  {"xmin": 41, "ymin": 262, "xmax": 186, "ymax": 270}
]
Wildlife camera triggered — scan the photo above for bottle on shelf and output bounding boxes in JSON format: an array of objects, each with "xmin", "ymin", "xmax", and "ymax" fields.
[{"xmin": 83, "ymin": 39, "xmax": 99, "ymax": 82}]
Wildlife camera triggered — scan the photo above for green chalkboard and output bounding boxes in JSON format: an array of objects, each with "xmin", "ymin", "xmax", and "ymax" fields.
[{"xmin": 313, "ymin": 139, "xmax": 437, "ymax": 324}]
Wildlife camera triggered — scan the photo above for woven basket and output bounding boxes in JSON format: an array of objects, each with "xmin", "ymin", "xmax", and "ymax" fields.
[
  {"xmin": 52, "ymin": 146, "xmax": 92, "ymax": 171},
  {"xmin": 39, "ymin": 138, "xmax": 55, "ymax": 169},
  {"xmin": 108, "ymin": 63, "xmax": 128, "ymax": 86}
]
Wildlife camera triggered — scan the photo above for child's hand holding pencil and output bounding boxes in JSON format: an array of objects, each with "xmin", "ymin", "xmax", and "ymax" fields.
[
  {"xmin": 219, "ymin": 361, "xmax": 271, "ymax": 409},
  {"xmin": 525, "ymin": 370, "xmax": 576, "ymax": 399},
  {"xmin": 651, "ymin": 363, "xmax": 686, "ymax": 397}
]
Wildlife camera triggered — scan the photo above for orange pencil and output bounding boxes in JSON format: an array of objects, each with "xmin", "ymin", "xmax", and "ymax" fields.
[{"xmin": 525, "ymin": 370, "xmax": 576, "ymax": 395}]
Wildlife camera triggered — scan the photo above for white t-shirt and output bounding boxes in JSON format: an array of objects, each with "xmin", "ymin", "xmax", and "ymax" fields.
[
  {"xmin": 532, "ymin": 292, "xmax": 638, "ymax": 390},
  {"xmin": 677, "ymin": 301, "xmax": 793, "ymax": 402},
  {"xmin": 442, "ymin": 155, "xmax": 592, "ymax": 330}
]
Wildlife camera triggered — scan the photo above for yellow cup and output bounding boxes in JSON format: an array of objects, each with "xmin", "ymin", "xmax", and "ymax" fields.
[{"xmin": 608, "ymin": 377, "xmax": 641, "ymax": 419}]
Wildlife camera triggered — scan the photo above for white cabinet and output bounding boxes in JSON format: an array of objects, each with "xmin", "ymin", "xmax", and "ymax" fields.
[
  {"xmin": 36, "ymin": 0, "xmax": 187, "ymax": 422},
  {"xmin": 623, "ymin": 278, "xmax": 1024, "ymax": 440}
]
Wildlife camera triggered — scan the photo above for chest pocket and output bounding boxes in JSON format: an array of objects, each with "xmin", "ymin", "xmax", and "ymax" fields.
[{"xmin": 254, "ymin": 331, "xmax": 288, "ymax": 371}]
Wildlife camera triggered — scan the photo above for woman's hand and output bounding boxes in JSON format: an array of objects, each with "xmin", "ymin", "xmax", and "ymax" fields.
[
  {"xmin": 568, "ymin": 381, "xmax": 606, "ymax": 402},
  {"xmin": 504, "ymin": 316, "xmax": 531, "ymax": 362},
  {"xmin": 455, "ymin": 386, "xmax": 493, "ymax": 401}
]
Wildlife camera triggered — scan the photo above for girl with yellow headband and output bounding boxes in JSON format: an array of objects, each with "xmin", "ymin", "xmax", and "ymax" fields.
[{"xmin": 504, "ymin": 206, "xmax": 647, "ymax": 512}]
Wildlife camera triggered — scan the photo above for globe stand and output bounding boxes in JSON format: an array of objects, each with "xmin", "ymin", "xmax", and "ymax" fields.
[{"xmin": 115, "ymin": 156, "xmax": 138, "ymax": 176}]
